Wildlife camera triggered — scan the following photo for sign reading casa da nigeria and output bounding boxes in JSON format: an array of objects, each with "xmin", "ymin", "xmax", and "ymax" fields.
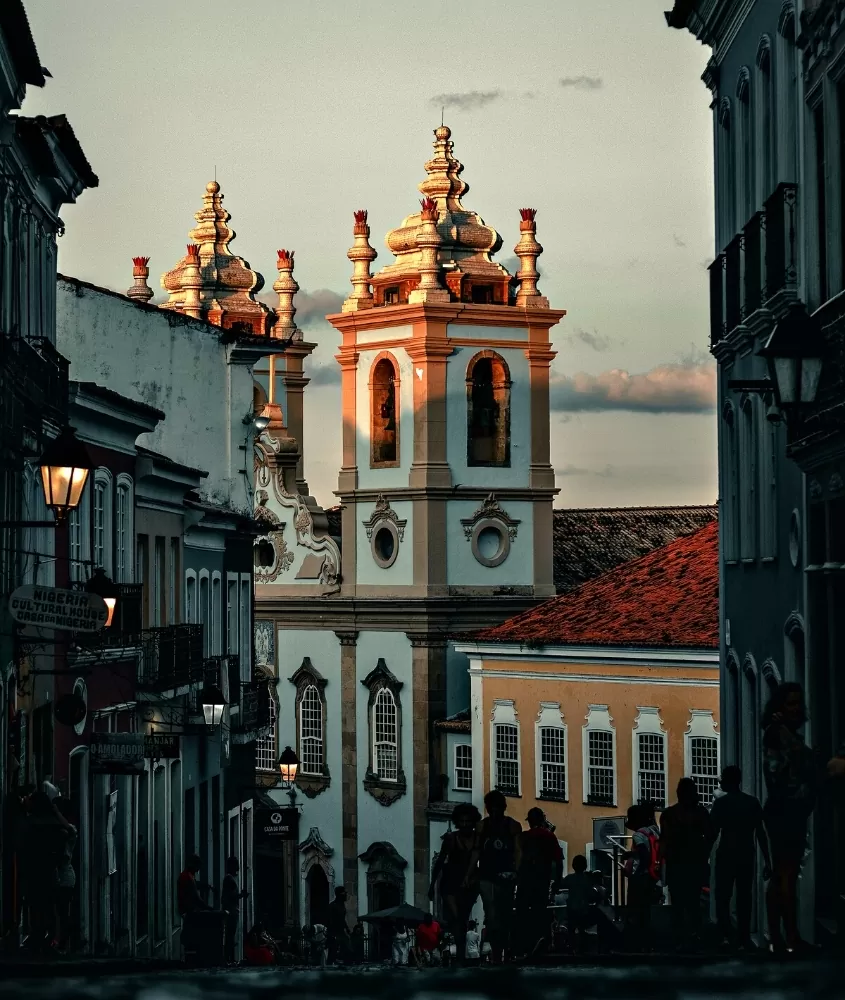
[{"xmin": 8, "ymin": 585, "xmax": 108, "ymax": 632}]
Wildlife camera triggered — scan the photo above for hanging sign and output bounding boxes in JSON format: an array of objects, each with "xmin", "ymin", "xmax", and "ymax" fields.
[
  {"xmin": 144, "ymin": 733, "xmax": 180, "ymax": 759},
  {"xmin": 257, "ymin": 807, "xmax": 299, "ymax": 843},
  {"xmin": 90, "ymin": 732, "xmax": 145, "ymax": 775},
  {"xmin": 8, "ymin": 585, "xmax": 108, "ymax": 632}
]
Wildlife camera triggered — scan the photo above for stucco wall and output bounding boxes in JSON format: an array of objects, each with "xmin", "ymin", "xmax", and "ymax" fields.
[
  {"xmin": 56, "ymin": 279, "xmax": 254, "ymax": 508},
  {"xmin": 446, "ymin": 499, "xmax": 534, "ymax": 587},
  {"xmin": 355, "ymin": 499, "xmax": 414, "ymax": 587}
]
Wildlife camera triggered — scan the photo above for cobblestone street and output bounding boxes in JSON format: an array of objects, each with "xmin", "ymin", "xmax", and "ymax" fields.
[{"xmin": 0, "ymin": 960, "xmax": 842, "ymax": 1000}]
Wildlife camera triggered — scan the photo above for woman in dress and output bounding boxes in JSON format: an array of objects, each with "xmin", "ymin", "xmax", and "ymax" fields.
[
  {"xmin": 429, "ymin": 803, "xmax": 482, "ymax": 964},
  {"xmin": 761, "ymin": 682, "xmax": 817, "ymax": 954},
  {"xmin": 391, "ymin": 921, "xmax": 410, "ymax": 967}
]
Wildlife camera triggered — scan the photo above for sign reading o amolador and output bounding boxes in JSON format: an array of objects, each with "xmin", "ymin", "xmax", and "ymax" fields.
[{"xmin": 8, "ymin": 585, "xmax": 108, "ymax": 632}]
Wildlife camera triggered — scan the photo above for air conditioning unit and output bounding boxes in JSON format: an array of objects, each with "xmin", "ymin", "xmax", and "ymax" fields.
[{"xmin": 592, "ymin": 815, "xmax": 626, "ymax": 852}]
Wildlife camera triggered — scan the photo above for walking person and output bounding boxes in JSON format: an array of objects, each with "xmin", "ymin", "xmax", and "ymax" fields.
[
  {"xmin": 428, "ymin": 802, "xmax": 481, "ymax": 964},
  {"xmin": 464, "ymin": 919, "xmax": 481, "ymax": 965},
  {"xmin": 21, "ymin": 791, "xmax": 65, "ymax": 952},
  {"xmin": 52, "ymin": 798, "xmax": 77, "ymax": 953},
  {"xmin": 761, "ymin": 682, "xmax": 817, "ymax": 955},
  {"xmin": 560, "ymin": 855, "xmax": 599, "ymax": 954},
  {"xmin": 660, "ymin": 779, "xmax": 716, "ymax": 953},
  {"xmin": 622, "ymin": 804, "xmax": 661, "ymax": 954},
  {"xmin": 304, "ymin": 922, "xmax": 328, "ymax": 968},
  {"xmin": 710, "ymin": 765, "xmax": 771, "ymax": 951},
  {"xmin": 326, "ymin": 886, "xmax": 351, "ymax": 965},
  {"xmin": 391, "ymin": 920, "xmax": 411, "ymax": 966},
  {"xmin": 477, "ymin": 790, "xmax": 522, "ymax": 964},
  {"xmin": 515, "ymin": 807, "xmax": 563, "ymax": 957},
  {"xmin": 221, "ymin": 856, "xmax": 248, "ymax": 965}
]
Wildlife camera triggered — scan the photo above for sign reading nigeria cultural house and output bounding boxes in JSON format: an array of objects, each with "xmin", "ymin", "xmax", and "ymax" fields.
[
  {"xmin": 8, "ymin": 585, "xmax": 108, "ymax": 632},
  {"xmin": 90, "ymin": 733, "xmax": 146, "ymax": 775}
]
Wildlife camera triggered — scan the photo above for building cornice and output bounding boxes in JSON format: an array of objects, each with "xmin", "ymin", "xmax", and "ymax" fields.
[
  {"xmin": 326, "ymin": 301, "xmax": 566, "ymax": 335},
  {"xmin": 456, "ymin": 642, "xmax": 719, "ymax": 671}
]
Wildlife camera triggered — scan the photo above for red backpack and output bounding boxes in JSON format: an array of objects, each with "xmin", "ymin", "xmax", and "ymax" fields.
[{"xmin": 644, "ymin": 829, "xmax": 661, "ymax": 882}]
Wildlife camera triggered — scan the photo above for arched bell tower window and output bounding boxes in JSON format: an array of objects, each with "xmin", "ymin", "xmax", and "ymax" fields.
[
  {"xmin": 466, "ymin": 351, "xmax": 511, "ymax": 467},
  {"xmin": 370, "ymin": 354, "xmax": 400, "ymax": 468}
]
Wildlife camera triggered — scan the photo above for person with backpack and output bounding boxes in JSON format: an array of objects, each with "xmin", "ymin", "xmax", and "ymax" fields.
[
  {"xmin": 623, "ymin": 803, "xmax": 661, "ymax": 953},
  {"xmin": 477, "ymin": 790, "xmax": 522, "ymax": 964},
  {"xmin": 429, "ymin": 802, "xmax": 481, "ymax": 965},
  {"xmin": 660, "ymin": 779, "xmax": 716, "ymax": 952},
  {"xmin": 515, "ymin": 807, "xmax": 563, "ymax": 956}
]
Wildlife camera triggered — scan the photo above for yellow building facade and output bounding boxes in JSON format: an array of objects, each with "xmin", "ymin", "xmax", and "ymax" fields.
[{"xmin": 456, "ymin": 521, "xmax": 720, "ymax": 868}]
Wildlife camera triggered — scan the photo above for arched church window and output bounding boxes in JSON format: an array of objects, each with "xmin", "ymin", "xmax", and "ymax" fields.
[
  {"xmin": 255, "ymin": 539, "xmax": 275, "ymax": 569},
  {"xmin": 370, "ymin": 355, "xmax": 400, "ymax": 467},
  {"xmin": 467, "ymin": 352, "xmax": 511, "ymax": 467}
]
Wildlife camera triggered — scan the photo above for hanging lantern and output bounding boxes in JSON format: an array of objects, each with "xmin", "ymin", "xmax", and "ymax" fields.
[
  {"xmin": 38, "ymin": 427, "xmax": 93, "ymax": 521},
  {"xmin": 278, "ymin": 745, "xmax": 299, "ymax": 787}
]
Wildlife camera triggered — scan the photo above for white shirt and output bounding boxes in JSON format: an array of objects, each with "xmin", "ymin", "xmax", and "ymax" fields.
[{"xmin": 465, "ymin": 930, "xmax": 481, "ymax": 959}]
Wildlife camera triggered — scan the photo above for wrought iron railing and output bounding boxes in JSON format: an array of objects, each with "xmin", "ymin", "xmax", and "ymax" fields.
[
  {"xmin": 136, "ymin": 624, "xmax": 204, "ymax": 690},
  {"xmin": 764, "ymin": 182, "xmax": 798, "ymax": 299},
  {"xmin": 724, "ymin": 235, "xmax": 742, "ymax": 334},
  {"xmin": 743, "ymin": 211, "xmax": 764, "ymax": 316}
]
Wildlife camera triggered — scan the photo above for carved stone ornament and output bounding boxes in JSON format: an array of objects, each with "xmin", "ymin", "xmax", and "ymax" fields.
[
  {"xmin": 461, "ymin": 493, "xmax": 520, "ymax": 541},
  {"xmin": 359, "ymin": 841, "xmax": 408, "ymax": 889},
  {"xmin": 461, "ymin": 493, "xmax": 520, "ymax": 568},
  {"xmin": 363, "ymin": 495, "xmax": 407, "ymax": 542},
  {"xmin": 254, "ymin": 490, "xmax": 295, "ymax": 583},
  {"xmin": 830, "ymin": 473, "xmax": 844, "ymax": 495},
  {"xmin": 809, "ymin": 478, "xmax": 823, "ymax": 500},
  {"xmin": 299, "ymin": 827, "xmax": 336, "ymax": 890},
  {"xmin": 254, "ymin": 620, "xmax": 275, "ymax": 668},
  {"xmin": 299, "ymin": 827, "xmax": 335, "ymax": 858}
]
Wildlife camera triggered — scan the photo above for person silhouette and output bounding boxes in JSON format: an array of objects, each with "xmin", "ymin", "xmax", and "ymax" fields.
[{"xmin": 710, "ymin": 765, "xmax": 771, "ymax": 950}]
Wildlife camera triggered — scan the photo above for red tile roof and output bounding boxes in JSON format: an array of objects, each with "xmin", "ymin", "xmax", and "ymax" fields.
[{"xmin": 476, "ymin": 520, "xmax": 718, "ymax": 649}]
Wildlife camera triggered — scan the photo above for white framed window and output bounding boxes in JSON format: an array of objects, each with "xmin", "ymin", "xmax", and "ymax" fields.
[
  {"xmin": 199, "ymin": 570, "xmax": 210, "ymax": 654},
  {"xmin": 759, "ymin": 417, "xmax": 778, "ymax": 560},
  {"xmin": 717, "ymin": 98, "xmax": 735, "ymax": 247},
  {"xmin": 736, "ymin": 69, "xmax": 754, "ymax": 222},
  {"xmin": 739, "ymin": 396, "xmax": 758, "ymax": 560},
  {"xmin": 535, "ymin": 702, "xmax": 566, "ymax": 800},
  {"xmin": 454, "ymin": 743, "xmax": 472, "ymax": 791},
  {"xmin": 185, "ymin": 570, "xmax": 197, "ymax": 625},
  {"xmin": 299, "ymin": 684, "xmax": 324, "ymax": 775},
  {"xmin": 776, "ymin": 7, "xmax": 798, "ymax": 183},
  {"xmin": 153, "ymin": 538, "xmax": 165, "ymax": 628},
  {"xmin": 226, "ymin": 575, "xmax": 238, "ymax": 655},
  {"xmin": 168, "ymin": 539, "xmax": 178, "ymax": 624},
  {"xmin": 239, "ymin": 575, "xmax": 251, "ymax": 683},
  {"xmin": 69, "ymin": 486, "xmax": 91, "ymax": 583},
  {"xmin": 755, "ymin": 37, "xmax": 775, "ymax": 202},
  {"xmin": 685, "ymin": 710, "xmax": 721, "ymax": 806},
  {"xmin": 255, "ymin": 693, "xmax": 277, "ymax": 773},
  {"xmin": 115, "ymin": 474, "xmax": 134, "ymax": 583},
  {"xmin": 490, "ymin": 699, "xmax": 520, "ymax": 796},
  {"xmin": 632, "ymin": 707, "xmax": 668, "ymax": 810},
  {"xmin": 582, "ymin": 705, "xmax": 616, "ymax": 807},
  {"xmin": 211, "ymin": 572, "xmax": 222, "ymax": 655},
  {"xmin": 373, "ymin": 688, "xmax": 398, "ymax": 781},
  {"xmin": 92, "ymin": 468, "xmax": 113, "ymax": 575}
]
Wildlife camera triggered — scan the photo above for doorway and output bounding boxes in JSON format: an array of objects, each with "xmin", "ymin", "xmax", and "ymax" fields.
[
  {"xmin": 306, "ymin": 865, "xmax": 330, "ymax": 927},
  {"xmin": 370, "ymin": 880, "xmax": 401, "ymax": 961}
]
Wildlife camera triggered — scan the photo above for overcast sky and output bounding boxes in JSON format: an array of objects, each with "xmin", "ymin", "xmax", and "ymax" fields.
[{"xmin": 23, "ymin": 0, "xmax": 715, "ymax": 511}]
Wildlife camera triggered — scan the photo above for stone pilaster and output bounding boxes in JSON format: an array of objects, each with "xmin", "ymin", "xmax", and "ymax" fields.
[{"xmin": 336, "ymin": 630, "xmax": 360, "ymax": 918}]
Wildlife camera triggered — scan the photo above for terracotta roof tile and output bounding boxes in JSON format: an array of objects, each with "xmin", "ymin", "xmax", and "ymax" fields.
[
  {"xmin": 476, "ymin": 520, "xmax": 718, "ymax": 649},
  {"xmin": 552, "ymin": 504, "xmax": 717, "ymax": 593}
]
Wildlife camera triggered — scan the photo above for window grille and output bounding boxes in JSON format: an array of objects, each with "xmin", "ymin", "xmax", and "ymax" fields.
[
  {"xmin": 300, "ymin": 684, "xmax": 324, "ymax": 775},
  {"xmin": 690, "ymin": 736, "xmax": 720, "ymax": 805},
  {"xmin": 255, "ymin": 694, "xmax": 277, "ymax": 773},
  {"xmin": 587, "ymin": 730, "xmax": 614, "ymax": 804},
  {"xmin": 494, "ymin": 723, "xmax": 519, "ymax": 794},
  {"xmin": 454, "ymin": 744, "xmax": 472, "ymax": 791},
  {"xmin": 540, "ymin": 726, "xmax": 566, "ymax": 797},
  {"xmin": 373, "ymin": 688, "xmax": 398, "ymax": 781},
  {"xmin": 637, "ymin": 732, "xmax": 666, "ymax": 809}
]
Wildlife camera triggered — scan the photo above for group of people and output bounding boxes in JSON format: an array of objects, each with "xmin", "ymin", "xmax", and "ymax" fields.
[
  {"xmin": 621, "ymin": 680, "xmax": 843, "ymax": 955},
  {"xmin": 11, "ymin": 784, "xmax": 77, "ymax": 954}
]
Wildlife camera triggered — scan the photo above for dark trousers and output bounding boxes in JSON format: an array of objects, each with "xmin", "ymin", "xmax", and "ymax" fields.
[
  {"xmin": 514, "ymin": 879, "xmax": 551, "ymax": 955},
  {"xmin": 624, "ymin": 876, "xmax": 654, "ymax": 952},
  {"xmin": 667, "ymin": 864, "xmax": 703, "ymax": 946},
  {"xmin": 224, "ymin": 912, "xmax": 239, "ymax": 964},
  {"xmin": 714, "ymin": 851, "xmax": 754, "ymax": 944}
]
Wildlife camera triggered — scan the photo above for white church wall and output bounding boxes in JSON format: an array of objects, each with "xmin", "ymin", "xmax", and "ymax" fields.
[
  {"xmin": 270, "ymin": 628, "xmax": 343, "ymax": 865},
  {"xmin": 56, "ymin": 279, "xmax": 253, "ymax": 508},
  {"xmin": 354, "ymin": 499, "xmax": 414, "ymax": 587},
  {"xmin": 445, "ymin": 499, "xmax": 534, "ymax": 587},
  {"xmin": 355, "ymin": 341, "xmax": 414, "ymax": 491},
  {"xmin": 446, "ymin": 644, "xmax": 471, "ymax": 716},
  {"xmin": 355, "ymin": 630, "xmax": 414, "ymax": 907},
  {"xmin": 445, "ymin": 342, "xmax": 531, "ymax": 490}
]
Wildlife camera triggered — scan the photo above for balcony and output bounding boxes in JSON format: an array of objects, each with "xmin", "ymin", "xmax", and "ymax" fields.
[
  {"xmin": 0, "ymin": 334, "xmax": 70, "ymax": 460},
  {"xmin": 232, "ymin": 679, "xmax": 272, "ymax": 744},
  {"xmin": 710, "ymin": 183, "xmax": 798, "ymax": 348},
  {"xmin": 136, "ymin": 624, "xmax": 204, "ymax": 692}
]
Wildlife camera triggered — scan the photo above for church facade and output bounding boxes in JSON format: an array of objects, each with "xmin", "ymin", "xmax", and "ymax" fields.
[{"xmin": 252, "ymin": 124, "xmax": 565, "ymax": 928}]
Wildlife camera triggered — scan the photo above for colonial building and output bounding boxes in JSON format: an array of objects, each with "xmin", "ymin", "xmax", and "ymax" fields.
[
  {"xmin": 456, "ymin": 521, "xmax": 720, "ymax": 881},
  {"xmin": 0, "ymin": 0, "xmax": 97, "ymax": 939},
  {"xmin": 668, "ymin": 0, "xmax": 844, "ymax": 944}
]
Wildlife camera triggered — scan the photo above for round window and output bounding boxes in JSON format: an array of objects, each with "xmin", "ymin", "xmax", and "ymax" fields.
[
  {"xmin": 471, "ymin": 518, "xmax": 511, "ymax": 568},
  {"xmin": 789, "ymin": 509, "xmax": 801, "ymax": 568},
  {"xmin": 371, "ymin": 521, "xmax": 399, "ymax": 569},
  {"xmin": 255, "ymin": 539, "xmax": 275, "ymax": 568}
]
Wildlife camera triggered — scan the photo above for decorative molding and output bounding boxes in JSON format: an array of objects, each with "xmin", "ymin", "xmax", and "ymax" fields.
[
  {"xmin": 289, "ymin": 656, "xmax": 327, "ymax": 692},
  {"xmin": 363, "ymin": 495, "xmax": 407, "ymax": 542},
  {"xmin": 289, "ymin": 657, "xmax": 330, "ymax": 794},
  {"xmin": 299, "ymin": 827, "xmax": 334, "ymax": 858},
  {"xmin": 362, "ymin": 771, "xmax": 407, "ymax": 806},
  {"xmin": 334, "ymin": 630, "xmax": 359, "ymax": 647},
  {"xmin": 361, "ymin": 659, "xmax": 406, "ymax": 805},
  {"xmin": 361, "ymin": 657, "xmax": 403, "ymax": 695},
  {"xmin": 254, "ymin": 619, "xmax": 275, "ymax": 667},
  {"xmin": 460, "ymin": 493, "xmax": 520, "ymax": 541},
  {"xmin": 406, "ymin": 632, "xmax": 449, "ymax": 648}
]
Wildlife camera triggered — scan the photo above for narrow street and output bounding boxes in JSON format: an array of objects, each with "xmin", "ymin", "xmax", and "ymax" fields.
[{"xmin": 0, "ymin": 960, "xmax": 840, "ymax": 1000}]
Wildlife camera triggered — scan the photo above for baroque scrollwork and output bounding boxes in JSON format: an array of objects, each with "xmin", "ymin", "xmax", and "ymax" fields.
[
  {"xmin": 460, "ymin": 492, "xmax": 521, "ymax": 541},
  {"xmin": 362, "ymin": 495, "xmax": 407, "ymax": 542}
]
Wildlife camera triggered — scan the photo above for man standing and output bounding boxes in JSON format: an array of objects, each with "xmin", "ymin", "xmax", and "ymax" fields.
[
  {"xmin": 177, "ymin": 853, "xmax": 212, "ymax": 960},
  {"xmin": 710, "ymin": 765, "xmax": 772, "ymax": 950},
  {"xmin": 516, "ymin": 807, "xmax": 563, "ymax": 956},
  {"xmin": 221, "ymin": 856, "xmax": 248, "ymax": 965},
  {"xmin": 326, "ymin": 886, "xmax": 350, "ymax": 965},
  {"xmin": 477, "ymin": 790, "xmax": 522, "ymax": 964}
]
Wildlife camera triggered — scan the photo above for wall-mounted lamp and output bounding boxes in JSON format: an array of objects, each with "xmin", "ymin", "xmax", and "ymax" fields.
[
  {"xmin": 200, "ymin": 683, "xmax": 227, "ymax": 727},
  {"xmin": 85, "ymin": 568, "xmax": 119, "ymax": 627},
  {"xmin": 243, "ymin": 411, "xmax": 270, "ymax": 433}
]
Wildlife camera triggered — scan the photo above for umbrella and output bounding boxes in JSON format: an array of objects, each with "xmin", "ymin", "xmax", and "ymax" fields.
[{"xmin": 360, "ymin": 903, "xmax": 429, "ymax": 925}]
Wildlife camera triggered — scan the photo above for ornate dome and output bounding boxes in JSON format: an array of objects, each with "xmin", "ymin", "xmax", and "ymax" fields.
[{"xmin": 160, "ymin": 180, "xmax": 271, "ymax": 331}]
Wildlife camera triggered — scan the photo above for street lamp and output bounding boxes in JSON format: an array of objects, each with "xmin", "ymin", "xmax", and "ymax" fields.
[
  {"xmin": 278, "ymin": 745, "xmax": 299, "ymax": 788},
  {"xmin": 39, "ymin": 426, "xmax": 94, "ymax": 522},
  {"xmin": 85, "ymin": 568, "xmax": 119, "ymax": 627},
  {"xmin": 757, "ymin": 301, "xmax": 826, "ymax": 413},
  {"xmin": 200, "ymin": 683, "xmax": 227, "ymax": 727}
]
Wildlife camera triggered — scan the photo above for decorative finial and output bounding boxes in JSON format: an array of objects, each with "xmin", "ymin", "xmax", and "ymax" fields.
[
  {"xmin": 409, "ymin": 198, "xmax": 449, "ymax": 304},
  {"xmin": 513, "ymin": 208, "xmax": 548, "ymax": 308},
  {"xmin": 186, "ymin": 243, "xmax": 201, "ymax": 258},
  {"xmin": 182, "ymin": 244, "xmax": 203, "ymax": 318},
  {"xmin": 273, "ymin": 248, "xmax": 300, "ymax": 340},
  {"xmin": 342, "ymin": 209, "xmax": 377, "ymax": 312},
  {"xmin": 127, "ymin": 256, "xmax": 154, "ymax": 303}
]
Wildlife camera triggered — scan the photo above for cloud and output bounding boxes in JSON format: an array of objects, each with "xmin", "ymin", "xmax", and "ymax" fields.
[
  {"xmin": 256, "ymin": 288, "xmax": 344, "ymax": 328},
  {"xmin": 563, "ymin": 327, "xmax": 613, "ymax": 352},
  {"xmin": 559, "ymin": 76, "xmax": 603, "ymax": 90},
  {"xmin": 673, "ymin": 234, "xmax": 687, "ymax": 248},
  {"xmin": 556, "ymin": 463, "xmax": 615, "ymax": 478},
  {"xmin": 430, "ymin": 90, "xmax": 504, "ymax": 111},
  {"xmin": 549, "ymin": 359, "xmax": 716, "ymax": 414},
  {"xmin": 308, "ymin": 362, "xmax": 341, "ymax": 387}
]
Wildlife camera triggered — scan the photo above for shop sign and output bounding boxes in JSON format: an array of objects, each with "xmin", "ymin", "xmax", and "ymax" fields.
[
  {"xmin": 257, "ymin": 807, "xmax": 299, "ymax": 842},
  {"xmin": 90, "ymin": 732, "xmax": 145, "ymax": 775},
  {"xmin": 9, "ymin": 585, "xmax": 107, "ymax": 632},
  {"xmin": 144, "ymin": 733, "xmax": 180, "ymax": 759}
]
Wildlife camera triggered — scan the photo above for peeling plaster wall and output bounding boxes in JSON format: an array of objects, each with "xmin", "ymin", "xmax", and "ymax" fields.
[{"xmin": 56, "ymin": 279, "xmax": 255, "ymax": 508}]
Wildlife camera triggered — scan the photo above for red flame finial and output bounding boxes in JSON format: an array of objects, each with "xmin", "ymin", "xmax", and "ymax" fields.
[
  {"xmin": 519, "ymin": 208, "xmax": 537, "ymax": 222},
  {"xmin": 420, "ymin": 197, "xmax": 438, "ymax": 221},
  {"xmin": 277, "ymin": 249, "xmax": 295, "ymax": 267},
  {"xmin": 186, "ymin": 244, "xmax": 200, "ymax": 258},
  {"xmin": 354, "ymin": 209, "xmax": 368, "ymax": 224},
  {"xmin": 132, "ymin": 256, "xmax": 150, "ymax": 267}
]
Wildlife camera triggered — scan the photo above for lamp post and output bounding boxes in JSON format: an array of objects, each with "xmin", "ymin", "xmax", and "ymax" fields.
[
  {"xmin": 84, "ymin": 568, "xmax": 119, "ymax": 627},
  {"xmin": 1, "ymin": 426, "xmax": 93, "ymax": 527},
  {"xmin": 278, "ymin": 745, "xmax": 300, "ymax": 807},
  {"xmin": 200, "ymin": 683, "xmax": 227, "ymax": 727},
  {"xmin": 757, "ymin": 301, "xmax": 826, "ymax": 416}
]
